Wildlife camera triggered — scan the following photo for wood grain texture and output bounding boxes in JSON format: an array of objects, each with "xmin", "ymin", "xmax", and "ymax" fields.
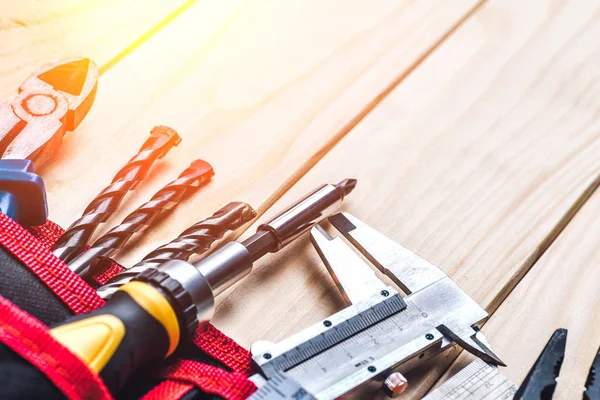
[
  {"xmin": 215, "ymin": 0, "xmax": 600, "ymax": 397},
  {"xmin": 40, "ymin": 0, "xmax": 483, "ymax": 268},
  {"xmin": 0, "ymin": 0, "xmax": 191, "ymax": 98},
  {"xmin": 445, "ymin": 184, "xmax": 600, "ymax": 398}
]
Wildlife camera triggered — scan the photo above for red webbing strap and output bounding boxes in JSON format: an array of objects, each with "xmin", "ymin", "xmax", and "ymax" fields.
[
  {"xmin": 0, "ymin": 214, "xmax": 105, "ymax": 314},
  {"xmin": 142, "ymin": 380, "xmax": 193, "ymax": 400},
  {"xmin": 28, "ymin": 220, "xmax": 64, "ymax": 248},
  {"xmin": 29, "ymin": 222, "xmax": 125, "ymax": 287},
  {"xmin": 92, "ymin": 259, "xmax": 125, "ymax": 286},
  {"xmin": 142, "ymin": 326, "xmax": 256, "ymax": 400},
  {"xmin": 142, "ymin": 360, "xmax": 256, "ymax": 400},
  {"xmin": 22, "ymin": 216, "xmax": 257, "ymax": 398},
  {"xmin": 194, "ymin": 325, "xmax": 253, "ymax": 374},
  {"xmin": 0, "ymin": 294, "xmax": 112, "ymax": 400}
]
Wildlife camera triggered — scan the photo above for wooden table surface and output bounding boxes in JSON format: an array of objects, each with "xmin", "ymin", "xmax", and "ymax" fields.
[{"xmin": 3, "ymin": 1, "xmax": 600, "ymax": 398}]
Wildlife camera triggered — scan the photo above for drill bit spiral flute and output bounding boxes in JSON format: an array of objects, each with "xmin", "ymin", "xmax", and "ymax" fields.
[
  {"xmin": 52, "ymin": 126, "xmax": 181, "ymax": 263},
  {"xmin": 97, "ymin": 201, "xmax": 257, "ymax": 299},
  {"xmin": 68, "ymin": 159, "xmax": 214, "ymax": 278}
]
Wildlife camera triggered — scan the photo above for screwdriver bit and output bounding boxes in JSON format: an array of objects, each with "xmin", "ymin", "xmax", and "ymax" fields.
[
  {"xmin": 97, "ymin": 201, "xmax": 257, "ymax": 299},
  {"xmin": 242, "ymin": 178, "xmax": 357, "ymax": 261},
  {"xmin": 68, "ymin": 159, "xmax": 214, "ymax": 278},
  {"xmin": 52, "ymin": 126, "xmax": 181, "ymax": 263},
  {"xmin": 195, "ymin": 178, "xmax": 357, "ymax": 296}
]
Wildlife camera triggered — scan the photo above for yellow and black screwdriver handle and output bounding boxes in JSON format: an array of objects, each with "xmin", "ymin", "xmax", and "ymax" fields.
[{"xmin": 49, "ymin": 270, "xmax": 198, "ymax": 394}]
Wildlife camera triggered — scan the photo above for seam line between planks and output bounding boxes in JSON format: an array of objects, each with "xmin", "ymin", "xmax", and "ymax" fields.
[
  {"xmin": 234, "ymin": 0, "xmax": 492, "ymax": 236},
  {"xmin": 98, "ymin": 0, "xmax": 200, "ymax": 76},
  {"xmin": 487, "ymin": 172, "xmax": 600, "ymax": 316},
  {"xmin": 426, "ymin": 170, "xmax": 600, "ymax": 395},
  {"xmin": 214, "ymin": 0, "xmax": 493, "ymax": 319}
]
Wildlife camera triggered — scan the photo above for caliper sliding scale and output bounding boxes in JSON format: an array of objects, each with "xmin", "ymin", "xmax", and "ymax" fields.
[{"xmin": 248, "ymin": 212, "xmax": 505, "ymax": 399}]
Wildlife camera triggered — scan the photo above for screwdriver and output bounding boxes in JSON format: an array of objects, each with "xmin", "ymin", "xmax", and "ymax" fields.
[{"xmin": 49, "ymin": 179, "xmax": 356, "ymax": 394}]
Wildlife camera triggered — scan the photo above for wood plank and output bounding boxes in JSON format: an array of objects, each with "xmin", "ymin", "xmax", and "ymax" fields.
[
  {"xmin": 42, "ymin": 0, "xmax": 483, "ymax": 269},
  {"xmin": 215, "ymin": 0, "xmax": 600, "ymax": 397},
  {"xmin": 443, "ymin": 179, "xmax": 600, "ymax": 398},
  {"xmin": 0, "ymin": 0, "xmax": 192, "ymax": 98}
]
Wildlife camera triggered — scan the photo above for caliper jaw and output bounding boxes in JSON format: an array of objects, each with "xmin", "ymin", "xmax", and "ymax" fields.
[
  {"xmin": 329, "ymin": 212, "xmax": 504, "ymax": 366},
  {"xmin": 249, "ymin": 213, "xmax": 504, "ymax": 399},
  {"xmin": 329, "ymin": 212, "xmax": 446, "ymax": 295},
  {"xmin": 310, "ymin": 224, "xmax": 389, "ymax": 305},
  {"xmin": 437, "ymin": 325, "xmax": 506, "ymax": 366}
]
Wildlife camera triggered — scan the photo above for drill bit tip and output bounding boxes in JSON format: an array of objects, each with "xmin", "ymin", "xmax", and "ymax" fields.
[
  {"xmin": 335, "ymin": 178, "xmax": 357, "ymax": 198},
  {"xmin": 215, "ymin": 202, "xmax": 257, "ymax": 226},
  {"xmin": 188, "ymin": 159, "xmax": 215, "ymax": 179},
  {"xmin": 149, "ymin": 126, "xmax": 182, "ymax": 159}
]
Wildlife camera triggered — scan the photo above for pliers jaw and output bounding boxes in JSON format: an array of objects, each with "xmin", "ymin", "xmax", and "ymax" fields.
[
  {"xmin": 515, "ymin": 328, "xmax": 567, "ymax": 400},
  {"xmin": 0, "ymin": 57, "xmax": 98, "ymax": 166},
  {"xmin": 585, "ymin": 347, "xmax": 600, "ymax": 399},
  {"xmin": 24, "ymin": 57, "xmax": 99, "ymax": 131}
]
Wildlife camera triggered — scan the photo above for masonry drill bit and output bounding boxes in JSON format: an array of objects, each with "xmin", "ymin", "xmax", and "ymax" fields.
[
  {"xmin": 52, "ymin": 126, "xmax": 181, "ymax": 263},
  {"xmin": 68, "ymin": 159, "xmax": 214, "ymax": 278},
  {"xmin": 97, "ymin": 202, "xmax": 257, "ymax": 299}
]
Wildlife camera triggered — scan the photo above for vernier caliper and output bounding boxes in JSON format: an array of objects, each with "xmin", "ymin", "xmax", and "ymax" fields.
[{"xmin": 248, "ymin": 212, "xmax": 504, "ymax": 399}]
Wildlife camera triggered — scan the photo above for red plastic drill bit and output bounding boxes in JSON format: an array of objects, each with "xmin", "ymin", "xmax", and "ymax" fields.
[
  {"xmin": 52, "ymin": 126, "xmax": 181, "ymax": 263},
  {"xmin": 68, "ymin": 159, "xmax": 214, "ymax": 278}
]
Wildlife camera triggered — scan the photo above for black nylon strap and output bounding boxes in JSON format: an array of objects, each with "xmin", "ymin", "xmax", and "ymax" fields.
[
  {"xmin": 0, "ymin": 245, "xmax": 72, "ymax": 326},
  {"xmin": 0, "ymin": 230, "xmax": 235, "ymax": 400},
  {"xmin": 0, "ymin": 345, "xmax": 64, "ymax": 400}
]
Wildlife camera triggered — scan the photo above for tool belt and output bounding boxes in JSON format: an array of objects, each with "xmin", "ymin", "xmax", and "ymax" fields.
[{"xmin": 0, "ymin": 213, "xmax": 256, "ymax": 400}]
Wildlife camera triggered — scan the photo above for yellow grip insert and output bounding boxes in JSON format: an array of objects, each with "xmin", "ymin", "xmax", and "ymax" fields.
[
  {"xmin": 50, "ymin": 315, "xmax": 125, "ymax": 374},
  {"xmin": 120, "ymin": 281, "xmax": 180, "ymax": 356}
]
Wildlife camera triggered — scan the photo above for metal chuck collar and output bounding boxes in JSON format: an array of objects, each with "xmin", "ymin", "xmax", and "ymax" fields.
[{"xmin": 141, "ymin": 179, "xmax": 357, "ymax": 339}]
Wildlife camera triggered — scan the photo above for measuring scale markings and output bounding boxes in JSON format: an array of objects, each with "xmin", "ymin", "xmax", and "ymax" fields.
[
  {"xmin": 423, "ymin": 359, "xmax": 517, "ymax": 400},
  {"xmin": 269, "ymin": 277, "xmax": 490, "ymax": 398},
  {"xmin": 286, "ymin": 300, "xmax": 434, "ymax": 395},
  {"xmin": 264, "ymin": 292, "xmax": 407, "ymax": 373}
]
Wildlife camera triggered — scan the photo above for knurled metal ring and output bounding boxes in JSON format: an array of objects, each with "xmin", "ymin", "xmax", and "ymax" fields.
[{"xmin": 135, "ymin": 269, "xmax": 198, "ymax": 340}]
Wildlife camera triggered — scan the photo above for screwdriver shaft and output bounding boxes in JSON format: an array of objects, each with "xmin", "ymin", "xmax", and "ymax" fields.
[
  {"xmin": 242, "ymin": 178, "xmax": 357, "ymax": 260},
  {"xmin": 68, "ymin": 159, "xmax": 214, "ymax": 278},
  {"xmin": 97, "ymin": 202, "xmax": 256, "ymax": 299},
  {"xmin": 52, "ymin": 126, "xmax": 181, "ymax": 263},
  {"xmin": 196, "ymin": 179, "xmax": 357, "ymax": 295}
]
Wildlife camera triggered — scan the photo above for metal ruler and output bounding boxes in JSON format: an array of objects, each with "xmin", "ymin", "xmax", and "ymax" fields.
[
  {"xmin": 249, "ymin": 372, "xmax": 317, "ymax": 400},
  {"xmin": 423, "ymin": 359, "xmax": 518, "ymax": 400}
]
